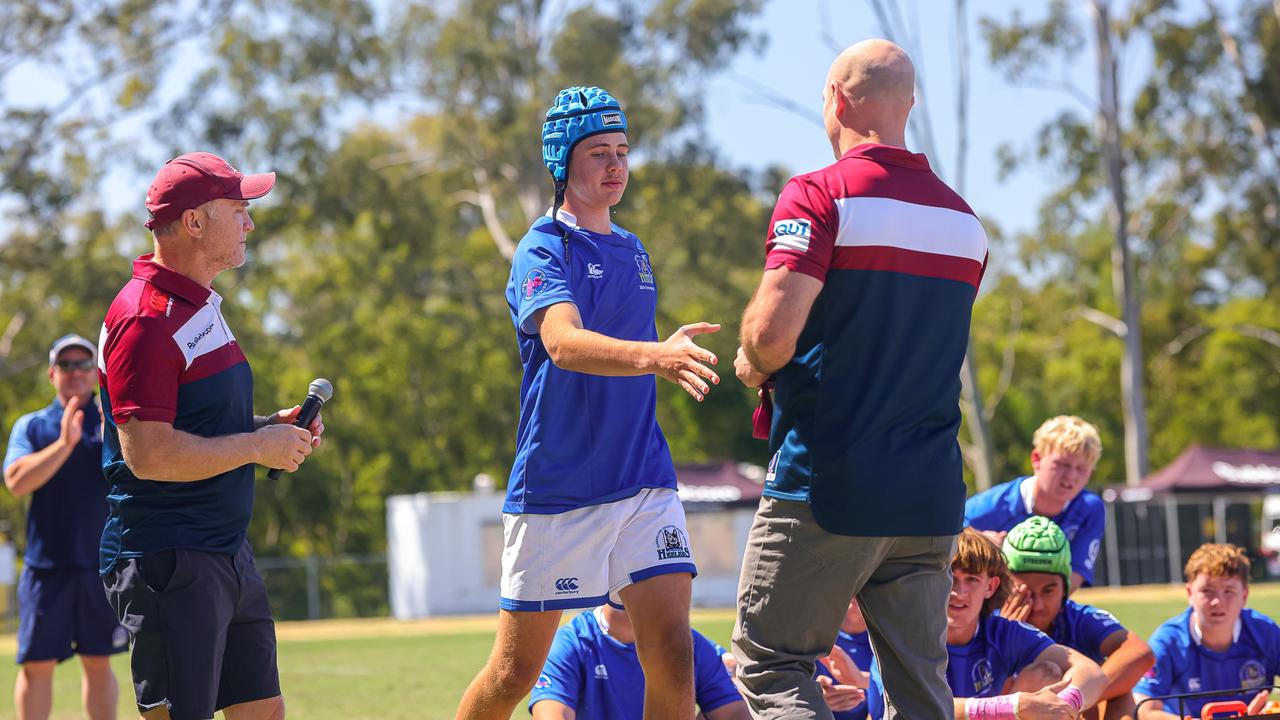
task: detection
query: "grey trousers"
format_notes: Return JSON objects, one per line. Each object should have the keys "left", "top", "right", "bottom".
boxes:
{"left": 732, "top": 497, "right": 957, "bottom": 720}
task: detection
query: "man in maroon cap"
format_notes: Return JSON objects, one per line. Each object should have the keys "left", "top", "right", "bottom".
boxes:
{"left": 97, "top": 152, "right": 324, "bottom": 720}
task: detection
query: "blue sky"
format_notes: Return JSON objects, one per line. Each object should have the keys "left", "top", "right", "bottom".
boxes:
{"left": 3, "top": 0, "right": 1131, "bottom": 239}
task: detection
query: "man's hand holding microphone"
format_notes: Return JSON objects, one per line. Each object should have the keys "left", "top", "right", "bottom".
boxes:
{"left": 257, "top": 378, "right": 332, "bottom": 476}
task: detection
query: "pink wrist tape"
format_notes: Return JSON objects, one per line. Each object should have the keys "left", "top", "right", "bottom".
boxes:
{"left": 965, "top": 695, "right": 1018, "bottom": 720}
{"left": 1057, "top": 685, "right": 1085, "bottom": 712}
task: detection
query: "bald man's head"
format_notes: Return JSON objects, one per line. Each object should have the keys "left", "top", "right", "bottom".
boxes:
{"left": 822, "top": 39, "right": 915, "bottom": 155}
{"left": 828, "top": 39, "right": 915, "bottom": 106}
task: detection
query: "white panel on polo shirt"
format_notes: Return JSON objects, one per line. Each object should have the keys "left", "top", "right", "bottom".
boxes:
{"left": 833, "top": 196, "right": 988, "bottom": 263}
{"left": 172, "top": 292, "right": 236, "bottom": 369}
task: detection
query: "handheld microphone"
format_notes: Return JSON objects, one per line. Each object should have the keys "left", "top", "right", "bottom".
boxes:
{"left": 267, "top": 378, "right": 333, "bottom": 480}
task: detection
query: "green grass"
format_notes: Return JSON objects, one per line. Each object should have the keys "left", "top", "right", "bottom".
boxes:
{"left": 2, "top": 585, "right": 1279, "bottom": 719}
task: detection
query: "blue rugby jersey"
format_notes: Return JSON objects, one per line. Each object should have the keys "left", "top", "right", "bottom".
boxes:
{"left": 964, "top": 477, "right": 1106, "bottom": 585}
{"left": 503, "top": 211, "right": 676, "bottom": 514}
{"left": 866, "top": 614, "right": 1053, "bottom": 720}
{"left": 529, "top": 609, "right": 742, "bottom": 719}
{"left": 1046, "top": 600, "right": 1125, "bottom": 664}
{"left": 98, "top": 255, "right": 256, "bottom": 574}
{"left": 1134, "top": 608, "right": 1280, "bottom": 716}
{"left": 3, "top": 398, "right": 107, "bottom": 569}
{"left": 816, "top": 629, "right": 873, "bottom": 720}
{"left": 760, "top": 143, "right": 988, "bottom": 536}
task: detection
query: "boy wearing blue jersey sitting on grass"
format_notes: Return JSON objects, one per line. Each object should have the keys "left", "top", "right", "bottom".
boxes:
{"left": 966, "top": 416, "right": 1106, "bottom": 592}
{"left": 1134, "top": 544, "right": 1280, "bottom": 720}
{"left": 530, "top": 604, "right": 749, "bottom": 720}
{"left": 866, "top": 528, "right": 1107, "bottom": 720}
{"left": 1001, "top": 517, "right": 1154, "bottom": 720}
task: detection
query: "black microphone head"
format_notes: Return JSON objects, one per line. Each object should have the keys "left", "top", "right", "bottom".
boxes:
{"left": 308, "top": 378, "right": 334, "bottom": 403}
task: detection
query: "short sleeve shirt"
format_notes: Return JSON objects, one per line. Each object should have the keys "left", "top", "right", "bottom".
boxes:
{"left": 503, "top": 212, "right": 676, "bottom": 514}
{"left": 964, "top": 477, "right": 1106, "bottom": 584}
{"left": 3, "top": 398, "right": 107, "bottom": 569}
{"left": 1134, "top": 608, "right": 1280, "bottom": 716}
{"left": 529, "top": 610, "right": 742, "bottom": 719}
{"left": 1047, "top": 600, "right": 1125, "bottom": 664}
{"left": 760, "top": 143, "right": 989, "bottom": 537}
{"left": 867, "top": 615, "right": 1053, "bottom": 720}
{"left": 97, "top": 254, "right": 256, "bottom": 574}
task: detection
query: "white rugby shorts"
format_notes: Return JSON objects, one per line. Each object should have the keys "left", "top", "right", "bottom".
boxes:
{"left": 499, "top": 487, "right": 697, "bottom": 611}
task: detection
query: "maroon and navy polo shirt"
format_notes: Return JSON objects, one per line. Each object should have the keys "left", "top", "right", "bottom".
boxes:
{"left": 761, "top": 143, "right": 988, "bottom": 537}
{"left": 97, "top": 254, "right": 255, "bottom": 574}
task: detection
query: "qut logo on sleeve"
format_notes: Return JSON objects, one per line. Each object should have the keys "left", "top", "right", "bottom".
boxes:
{"left": 772, "top": 218, "right": 812, "bottom": 252}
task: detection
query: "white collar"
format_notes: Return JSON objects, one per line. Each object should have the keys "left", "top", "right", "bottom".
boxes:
{"left": 1020, "top": 476, "right": 1072, "bottom": 515}
{"left": 545, "top": 207, "right": 580, "bottom": 228}
{"left": 1190, "top": 614, "right": 1241, "bottom": 646}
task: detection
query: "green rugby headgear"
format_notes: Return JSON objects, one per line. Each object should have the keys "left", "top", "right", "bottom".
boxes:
{"left": 1002, "top": 516, "right": 1072, "bottom": 590}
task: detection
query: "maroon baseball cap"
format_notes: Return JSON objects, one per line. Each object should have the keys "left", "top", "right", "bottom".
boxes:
{"left": 143, "top": 151, "right": 276, "bottom": 230}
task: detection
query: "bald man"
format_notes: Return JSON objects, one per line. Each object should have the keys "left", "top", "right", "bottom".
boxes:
{"left": 732, "top": 40, "right": 989, "bottom": 720}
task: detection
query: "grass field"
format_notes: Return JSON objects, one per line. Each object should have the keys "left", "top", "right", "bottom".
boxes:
{"left": 1, "top": 584, "right": 1278, "bottom": 719}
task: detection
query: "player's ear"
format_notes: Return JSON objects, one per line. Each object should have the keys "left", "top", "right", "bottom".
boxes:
{"left": 984, "top": 575, "right": 1000, "bottom": 599}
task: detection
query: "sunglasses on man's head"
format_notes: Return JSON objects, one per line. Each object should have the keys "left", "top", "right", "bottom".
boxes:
{"left": 54, "top": 359, "right": 95, "bottom": 372}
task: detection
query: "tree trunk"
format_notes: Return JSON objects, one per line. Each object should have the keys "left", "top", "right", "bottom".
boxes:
{"left": 1089, "top": 0, "right": 1149, "bottom": 485}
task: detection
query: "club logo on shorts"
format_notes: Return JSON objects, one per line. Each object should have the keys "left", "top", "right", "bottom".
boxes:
{"left": 554, "top": 577, "right": 580, "bottom": 594}
{"left": 971, "top": 659, "right": 995, "bottom": 695}
{"left": 1188, "top": 677, "right": 1202, "bottom": 691}
{"left": 656, "top": 525, "right": 690, "bottom": 560}
{"left": 113, "top": 626, "right": 130, "bottom": 649}
{"left": 1240, "top": 660, "right": 1267, "bottom": 689}
{"left": 523, "top": 268, "right": 550, "bottom": 300}
{"left": 635, "top": 254, "right": 654, "bottom": 287}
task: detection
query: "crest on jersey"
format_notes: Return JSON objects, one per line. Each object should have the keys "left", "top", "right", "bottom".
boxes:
{"left": 523, "top": 268, "right": 550, "bottom": 300}
{"left": 971, "top": 659, "right": 995, "bottom": 695}
{"left": 1240, "top": 660, "right": 1267, "bottom": 689}
{"left": 635, "top": 254, "right": 654, "bottom": 286}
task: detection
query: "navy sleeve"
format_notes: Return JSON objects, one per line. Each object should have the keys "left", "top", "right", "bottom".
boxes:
{"left": 511, "top": 230, "right": 577, "bottom": 335}
{"left": 529, "top": 625, "right": 584, "bottom": 712}
{"left": 1070, "top": 497, "right": 1106, "bottom": 585}
{"left": 3, "top": 413, "right": 37, "bottom": 472}
{"left": 692, "top": 630, "right": 742, "bottom": 713}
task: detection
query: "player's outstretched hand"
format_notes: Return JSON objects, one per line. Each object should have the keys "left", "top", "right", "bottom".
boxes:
{"left": 59, "top": 394, "right": 85, "bottom": 447}
{"left": 656, "top": 322, "right": 720, "bottom": 401}
{"left": 1016, "top": 679, "right": 1079, "bottom": 720}
{"left": 254, "top": 423, "right": 314, "bottom": 472}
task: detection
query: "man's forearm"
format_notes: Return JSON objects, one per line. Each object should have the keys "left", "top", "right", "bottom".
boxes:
{"left": 120, "top": 422, "right": 260, "bottom": 482}
{"left": 544, "top": 326, "right": 659, "bottom": 377}
{"left": 3, "top": 441, "right": 73, "bottom": 496}
{"left": 1134, "top": 697, "right": 1180, "bottom": 720}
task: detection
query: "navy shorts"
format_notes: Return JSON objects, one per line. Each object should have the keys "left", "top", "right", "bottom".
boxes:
{"left": 17, "top": 567, "right": 129, "bottom": 664}
{"left": 104, "top": 540, "right": 280, "bottom": 720}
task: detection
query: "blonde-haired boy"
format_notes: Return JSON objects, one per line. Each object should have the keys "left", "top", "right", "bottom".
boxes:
{"left": 1134, "top": 544, "right": 1280, "bottom": 720}
{"left": 965, "top": 416, "right": 1105, "bottom": 592}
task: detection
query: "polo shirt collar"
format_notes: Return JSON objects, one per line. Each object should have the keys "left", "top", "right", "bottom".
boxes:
{"left": 544, "top": 207, "right": 581, "bottom": 228}
{"left": 1020, "top": 476, "right": 1073, "bottom": 516}
{"left": 1190, "top": 614, "right": 1241, "bottom": 646}
{"left": 132, "top": 253, "right": 214, "bottom": 307}
{"left": 840, "top": 142, "right": 931, "bottom": 170}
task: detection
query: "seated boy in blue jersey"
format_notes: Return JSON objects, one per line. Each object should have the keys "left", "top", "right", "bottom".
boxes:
{"left": 815, "top": 598, "right": 872, "bottom": 720}
{"left": 4, "top": 334, "right": 127, "bottom": 720}
{"left": 456, "top": 86, "right": 721, "bottom": 720}
{"left": 1000, "top": 517, "right": 1154, "bottom": 720}
{"left": 1134, "top": 543, "right": 1280, "bottom": 720}
{"left": 866, "top": 529, "right": 1107, "bottom": 720}
{"left": 530, "top": 604, "right": 749, "bottom": 720}
{"left": 965, "top": 416, "right": 1106, "bottom": 592}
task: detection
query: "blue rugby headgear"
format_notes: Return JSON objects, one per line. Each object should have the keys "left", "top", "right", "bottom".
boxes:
{"left": 541, "top": 86, "right": 628, "bottom": 182}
